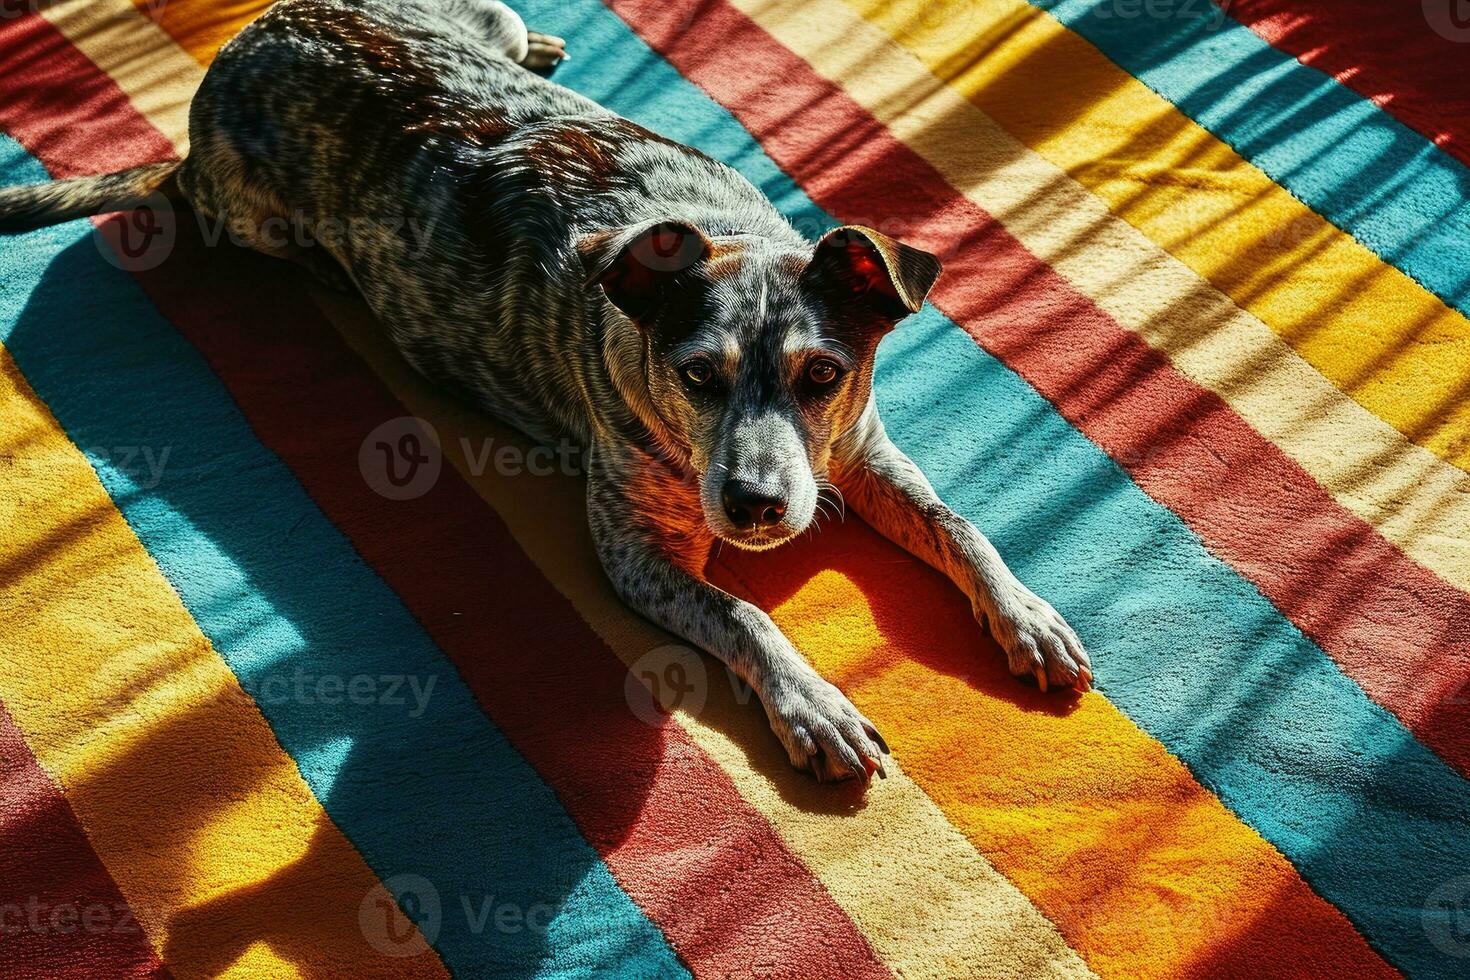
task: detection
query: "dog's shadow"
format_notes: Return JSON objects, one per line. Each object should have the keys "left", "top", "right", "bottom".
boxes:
{"left": 208, "top": 218, "right": 1085, "bottom": 821}
{"left": 302, "top": 243, "right": 1083, "bottom": 818}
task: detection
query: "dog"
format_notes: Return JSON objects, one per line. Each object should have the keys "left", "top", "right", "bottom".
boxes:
{"left": 0, "top": 0, "right": 1090, "bottom": 783}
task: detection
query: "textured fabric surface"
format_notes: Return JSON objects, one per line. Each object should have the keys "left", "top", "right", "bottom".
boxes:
{"left": 1, "top": 1, "right": 1466, "bottom": 977}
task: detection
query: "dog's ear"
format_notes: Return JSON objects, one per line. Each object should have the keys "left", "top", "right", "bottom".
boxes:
{"left": 577, "top": 219, "right": 712, "bottom": 320}
{"left": 802, "top": 225, "right": 941, "bottom": 320}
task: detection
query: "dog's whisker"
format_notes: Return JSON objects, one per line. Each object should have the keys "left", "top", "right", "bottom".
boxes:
{"left": 814, "top": 482, "right": 846, "bottom": 525}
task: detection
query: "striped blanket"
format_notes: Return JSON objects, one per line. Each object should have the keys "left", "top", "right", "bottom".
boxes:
{"left": 2, "top": 1, "right": 1468, "bottom": 977}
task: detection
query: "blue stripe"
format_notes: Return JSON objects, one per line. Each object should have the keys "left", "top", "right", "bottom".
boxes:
{"left": 1027, "top": 0, "right": 1470, "bottom": 316}
{"left": 0, "top": 137, "right": 686, "bottom": 980}
{"left": 521, "top": 0, "right": 1470, "bottom": 972}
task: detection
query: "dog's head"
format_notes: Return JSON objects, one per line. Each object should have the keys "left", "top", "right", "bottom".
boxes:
{"left": 581, "top": 219, "right": 940, "bottom": 550}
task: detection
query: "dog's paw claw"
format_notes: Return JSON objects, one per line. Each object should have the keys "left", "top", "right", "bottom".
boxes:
{"left": 986, "top": 584, "right": 1091, "bottom": 694}
{"left": 766, "top": 673, "right": 885, "bottom": 784}
{"left": 863, "top": 721, "right": 890, "bottom": 756}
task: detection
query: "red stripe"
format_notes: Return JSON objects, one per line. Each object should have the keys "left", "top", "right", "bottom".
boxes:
{"left": 0, "top": 10, "right": 176, "bottom": 174}
{"left": 1220, "top": 0, "right": 1470, "bottom": 170}
{"left": 0, "top": 701, "right": 170, "bottom": 979}
{"left": 0, "top": 17, "right": 174, "bottom": 977}
{"left": 0, "top": 13, "right": 890, "bottom": 978}
{"left": 601, "top": 0, "right": 1470, "bottom": 773}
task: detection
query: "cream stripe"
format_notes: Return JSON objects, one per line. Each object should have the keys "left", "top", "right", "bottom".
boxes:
{"left": 41, "top": 0, "right": 193, "bottom": 158}
{"left": 733, "top": 0, "right": 1470, "bottom": 592}
{"left": 54, "top": 4, "right": 1095, "bottom": 975}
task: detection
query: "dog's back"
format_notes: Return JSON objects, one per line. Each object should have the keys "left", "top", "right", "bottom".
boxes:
{"left": 192, "top": 0, "right": 802, "bottom": 442}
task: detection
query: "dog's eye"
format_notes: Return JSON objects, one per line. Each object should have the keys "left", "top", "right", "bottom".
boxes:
{"left": 682, "top": 359, "right": 714, "bottom": 389}
{"left": 807, "top": 358, "right": 842, "bottom": 386}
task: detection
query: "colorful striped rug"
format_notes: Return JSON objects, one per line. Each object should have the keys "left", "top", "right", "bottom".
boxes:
{"left": 2, "top": 1, "right": 1468, "bottom": 976}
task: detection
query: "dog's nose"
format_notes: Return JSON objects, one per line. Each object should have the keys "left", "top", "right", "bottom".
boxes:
{"left": 721, "top": 481, "right": 787, "bottom": 530}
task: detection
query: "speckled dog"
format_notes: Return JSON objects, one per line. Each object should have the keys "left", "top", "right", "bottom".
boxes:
{"left": 0, "top": 0, "right": 1090, "bottom": 782}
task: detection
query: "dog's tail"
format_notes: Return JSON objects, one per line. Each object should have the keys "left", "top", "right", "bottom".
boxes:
{"left": 0, "top": 161, "right": 182, "bottom": 233}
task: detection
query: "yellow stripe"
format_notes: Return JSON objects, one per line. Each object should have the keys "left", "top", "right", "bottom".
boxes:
{"left": 836, "top": 0, "right": 1470, "bottom": 476}
{"left": 731, "top": 0, "right": 1470, "bottom": 592}
{"left": 313, "top": 287, "right": 1097, "bottom": 980}
{"left": 0, "top": 349, "right": 447, "bottom": 978}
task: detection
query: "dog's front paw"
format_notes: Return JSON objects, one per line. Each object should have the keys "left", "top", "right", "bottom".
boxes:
{"left": 763, "top": 670, "right": 888, "bottom": 783}
{"left": 985, "top": 584, "right": 1092, "bottom": 693}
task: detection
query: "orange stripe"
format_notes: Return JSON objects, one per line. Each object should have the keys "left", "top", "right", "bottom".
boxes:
{"left": 711, "top": 524, "right": 1394, "bottom": 978}
{"left": 128, "top": 0, "right": 265, "bottom": 65}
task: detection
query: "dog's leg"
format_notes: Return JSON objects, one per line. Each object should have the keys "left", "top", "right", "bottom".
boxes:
{"left": 834, "top": 408, "right": 1091, "bottom": 693}
{"left": 174, "top": 154, "right": 352, "bottom": 292}
{"left": 587, "top": 447, "right": 887, "bottom": 783}
{"left": 444, "top": 0, "right": 567, "bottom": 69}
{"left": 216, "top": 210, "right": 354, "bottom": 292}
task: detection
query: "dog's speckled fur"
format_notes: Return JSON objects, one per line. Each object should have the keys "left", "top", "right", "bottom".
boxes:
{"left": 0, "top": 0, "right": 1089, "bottom": 783}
